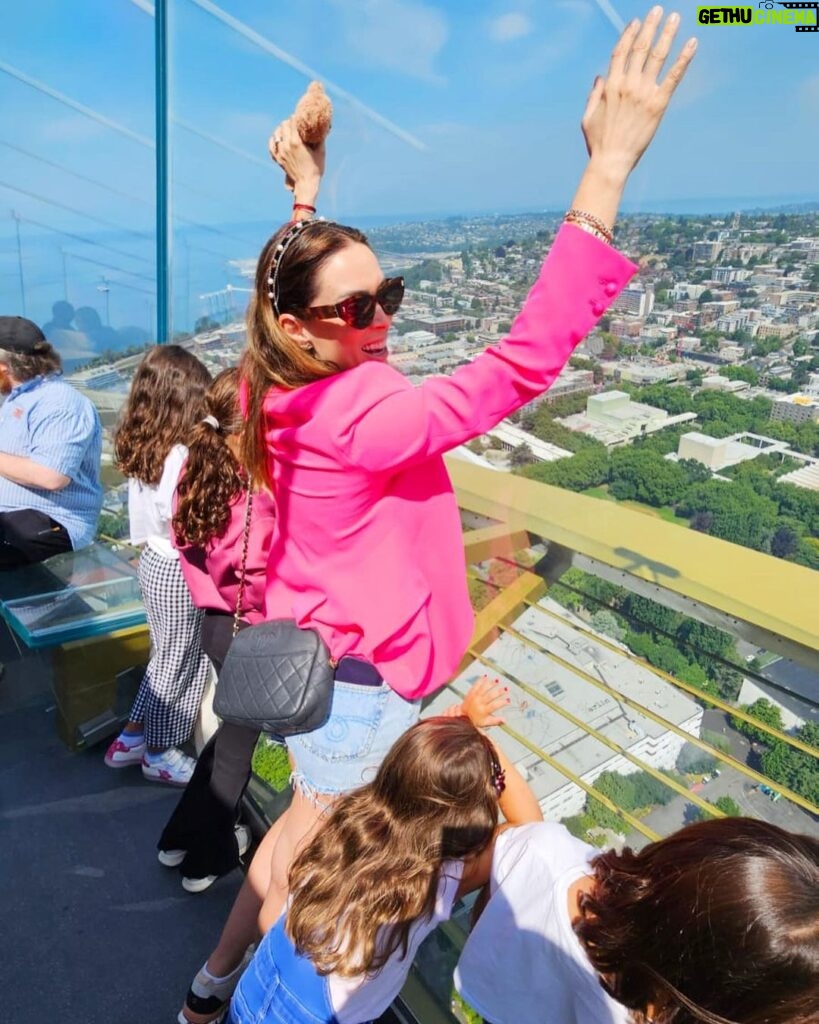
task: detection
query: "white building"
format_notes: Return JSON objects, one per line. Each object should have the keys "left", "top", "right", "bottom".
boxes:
{"left": 611, "top": 285, "right": 654, "bottom": 318}
{"left": 485, "top": 422, "right": 572, "bottom": 464}
{"left": 558, "top": 391, "right": 696, "bottom": 447}
{"left": 674, "top": 431, "right": 790, "bottom": 472}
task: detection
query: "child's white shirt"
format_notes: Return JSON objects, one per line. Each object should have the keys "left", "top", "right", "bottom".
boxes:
{"left": 326, "top": 860, "right": 464, "bottom": 1024}
{"left": 127, "top": 444, "right": 187, "bottom": 559}
{"left": 454, "top": 822, "right": 630, "bottom": 1024}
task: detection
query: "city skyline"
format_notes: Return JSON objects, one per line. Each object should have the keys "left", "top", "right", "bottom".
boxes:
{"left": 2, "top": 0, "right": 819, "bottom": 334}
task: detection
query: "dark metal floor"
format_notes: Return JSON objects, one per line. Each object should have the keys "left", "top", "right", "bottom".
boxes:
{"left": 0, "top": 647, "right": 243, "bottom": 1023}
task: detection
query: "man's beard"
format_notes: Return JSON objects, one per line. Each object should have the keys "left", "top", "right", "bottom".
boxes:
{"left": 0, "top": 369, "right": 13, "bottom": 395}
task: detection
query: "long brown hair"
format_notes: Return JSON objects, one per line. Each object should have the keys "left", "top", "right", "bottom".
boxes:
{"left": 241, "top": 220, "right": 370, "bottom": 489}
{"left": 173, "top": 367, "right": 245, "bottom": 547}
{"left": 576, "top": 817, "right": 819, "bottom": 1024}
{"left": 114, "top": 345, "right": 211, "bottom": 485}
{"left": 0, "top": 340, "right": 62, "bottom": 381}
{"left": 286, "top": 716, "right": 500, "bottom": 978}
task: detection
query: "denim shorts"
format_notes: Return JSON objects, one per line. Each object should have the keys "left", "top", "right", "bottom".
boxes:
{"left": 284, "top": 671, "right": 420, "bottom": 801}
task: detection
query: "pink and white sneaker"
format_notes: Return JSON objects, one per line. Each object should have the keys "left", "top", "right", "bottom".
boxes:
{"left": 142, "top": 747, "right": 196, "bottom": 787}
{"left": 104, "top": 735, "right": 146, "bottom": 768}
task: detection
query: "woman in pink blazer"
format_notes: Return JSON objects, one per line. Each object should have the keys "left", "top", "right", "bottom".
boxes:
{"left": 179, "top": 12, "right": 697, "bottom": 1022}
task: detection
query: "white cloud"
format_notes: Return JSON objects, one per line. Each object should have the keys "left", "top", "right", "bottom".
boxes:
{"left": 329, "top": 0, "right": 449, "bottom": 84}
{"left": 489, "top": 12, "right": 534, "bottom": 42}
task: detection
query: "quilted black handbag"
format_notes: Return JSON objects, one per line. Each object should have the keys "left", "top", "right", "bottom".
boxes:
{"left": 213, "top": 489, "right": 335, "bottom": 736}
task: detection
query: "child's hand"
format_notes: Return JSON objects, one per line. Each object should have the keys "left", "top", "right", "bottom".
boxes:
{"left": 461, "top": 676, "right": 509, "bottom": 728}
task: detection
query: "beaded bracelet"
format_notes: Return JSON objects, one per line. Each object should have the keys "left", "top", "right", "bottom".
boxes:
{"left": 564, "top": 218, "right": 612, "bottom": 245}
{"left": 564, "top": 208, "right": 613, "bottom": 245}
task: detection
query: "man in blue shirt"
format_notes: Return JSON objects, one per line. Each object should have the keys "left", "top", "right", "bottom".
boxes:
{"left": 0, "top": 316, "right": 103, "bottom": 569}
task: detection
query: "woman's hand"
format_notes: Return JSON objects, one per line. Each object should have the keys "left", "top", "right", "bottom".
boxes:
{"left": 460, "top": 676, "right": 510, "bottom": 729}
{"left": 268, "top": 116, "right": 325, "bottom": 208}
{"left": 582, "top": 7, "right": 697, "bottom": 184}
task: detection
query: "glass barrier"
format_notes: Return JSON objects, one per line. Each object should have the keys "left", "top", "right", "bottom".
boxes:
{"left": 0, "top": 543, "right": 144, "bottom": 647}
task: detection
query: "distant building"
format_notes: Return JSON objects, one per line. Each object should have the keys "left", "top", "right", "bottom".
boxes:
{"left": 540, "top": 367, "right": 595, "bottom": 403}
{"left": 485, "top": 422, "right": 572, "bottom": 464}
{"left": 611, "top": 285, "right": 654, "bottom": 318}
{"left": 674, "top": 431, "right": 790, "bottom": 472}
{"left": 65, "top": 367, "right": 124, "bottom": 391}
{"left": 693, "top": 240, "right": 722, "bottom": 262}
{"left": 778, "top": 460, "right": 819, "bottom": 492}
{"left": 699, "top": 374, "right": 749, "bottom": 393}
{"left": 770, "top": 394, "right": 819, "bottom": 425}
{"left": 401, "top": 314, "right": 466, "bottom": 336}
{"left": 558, "top": 391, "right": 696, "bottom": 447}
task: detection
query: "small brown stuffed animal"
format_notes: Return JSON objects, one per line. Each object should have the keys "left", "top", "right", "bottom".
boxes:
{"left": 283, "top": 81, "right": 332, "bottom": 189}
{"left": 294, "top": 81, "right": 333, "bottom": 146}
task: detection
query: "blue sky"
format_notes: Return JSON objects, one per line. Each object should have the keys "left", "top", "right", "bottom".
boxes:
{"left": 1, "top": 0, "right": 818, "bottom": 335}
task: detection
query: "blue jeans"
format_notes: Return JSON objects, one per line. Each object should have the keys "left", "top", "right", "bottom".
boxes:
{"left": 229, "top": 918, "right": 343, "bottom": 1024}
{"left": 284, "top": 671, "right": 420, "bottom": 801}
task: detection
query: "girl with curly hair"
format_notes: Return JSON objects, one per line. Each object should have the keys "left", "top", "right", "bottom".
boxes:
{"left": 227, "top": 678, "right": 542, "bottom": 1024}
{"left": 157, "top": 368, "right": 277, "bottom": 892}
{"left": 104, "top": 345, "right": 212, "bottom": 786}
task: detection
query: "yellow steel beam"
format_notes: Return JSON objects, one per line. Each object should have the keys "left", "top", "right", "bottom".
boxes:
{"left": 499, "top": 620, "right": 819, "bottom": 816}
{"left": 462, "top": 524, "right": 530, "bottom": 565}
{"left": 468, "top": 649, "right": 724, "bottom": 819}
{"left": 524, "top": 597, "right": 819, "bottom": 759}
{"left": 461, "top": 570, "right": 546, "bottom": 673}
{"left": 484, "top": 707, "right": 661, "bottom": 842}
{"left": 449, "top": 458, "right": 819, "bottom": 657}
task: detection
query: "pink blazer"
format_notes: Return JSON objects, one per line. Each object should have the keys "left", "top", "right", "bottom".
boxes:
{"left": 256, "top": 224, "right": 637, "bottom": 698}
{"left": 175, "top": 487, "right": 276, "bottom": 626}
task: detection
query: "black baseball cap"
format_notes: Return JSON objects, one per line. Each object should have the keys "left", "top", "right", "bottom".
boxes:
{"left": 0, "top": 316, "right": 47, "bottom": 354}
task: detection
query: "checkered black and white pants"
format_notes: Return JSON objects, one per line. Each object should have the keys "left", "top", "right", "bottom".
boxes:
{"left": 129, "top": 545, "right": 210, "bottom": 749}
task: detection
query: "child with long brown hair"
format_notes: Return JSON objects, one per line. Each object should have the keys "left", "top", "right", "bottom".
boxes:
{"left": 157, "top": 368, "right": 276, "bottom": 891}
{"left": 104, "top": 345, "right": 212, "bottom": 786}
{"left": 226, "top": 677, "right": 542, "bottom": 1024}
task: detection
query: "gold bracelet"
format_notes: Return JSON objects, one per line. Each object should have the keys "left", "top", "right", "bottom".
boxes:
{"left": 564, "top": 217, "right": 612, "bottom": 246}
{"left": 565, "top": 208, "right": 614, "bottom": 244}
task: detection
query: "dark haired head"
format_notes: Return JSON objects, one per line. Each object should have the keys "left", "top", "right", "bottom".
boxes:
{"left": 576, "top": 817, "right": 819, "bottom": 1024}
{"left": 241, "top": 219, "right": 370, "bottom": 489}
{"left": 114, "top": 345, "right": 211, "bottom": 486}
{"left": 173, "top": 367, "right": 245, "bottom": 547}
{"left": 0, "top": 316, "right": 61, "bottom": 380}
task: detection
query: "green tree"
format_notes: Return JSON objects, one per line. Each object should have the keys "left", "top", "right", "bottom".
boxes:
{"left": 509, "top": 443, "right": 536, "bottom": 467}
{"left": 590, "top": 609, "right": 625, "bottom": 642}
{"left": 712, "top": 795, "right": 742, "bottom": 817}
{"left": 609, "top": 447, "right": 688, "bottom": 507}
{"left": 521, "top": 447, "right": 609, "bottom": 491}
{"left": 731, "top": 698, "right": 784, "bottom": 743}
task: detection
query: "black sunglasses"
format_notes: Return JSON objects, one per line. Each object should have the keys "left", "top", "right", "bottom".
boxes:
{"left": 302, "top": 276, "right": 405, "bottom": 330}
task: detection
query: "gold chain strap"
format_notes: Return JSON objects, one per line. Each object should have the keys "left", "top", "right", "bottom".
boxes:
{"left": 232, "top": 487, "right": 253, "bottom": 638}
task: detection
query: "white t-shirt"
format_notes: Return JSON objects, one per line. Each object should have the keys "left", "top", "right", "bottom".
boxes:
{"left": 327, "top": 860, "right": 464, "bottom": 1024}
{"left": 454, "top": 823, "right": 630, "bottom": 1024}
{"left": 127, "top": 444, "right": 187, "bottom": 559}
